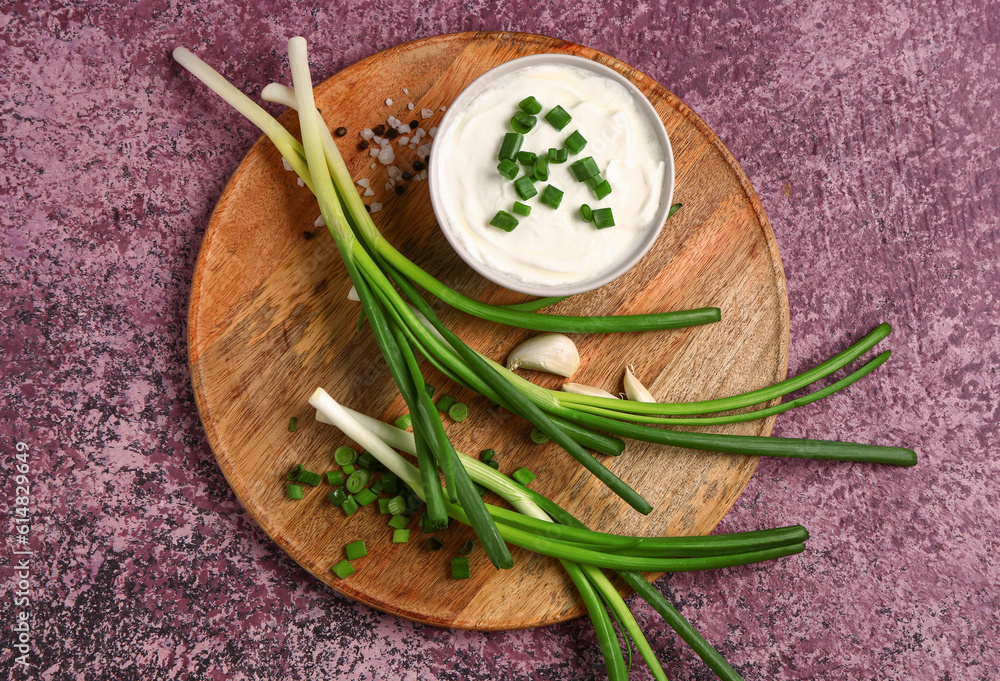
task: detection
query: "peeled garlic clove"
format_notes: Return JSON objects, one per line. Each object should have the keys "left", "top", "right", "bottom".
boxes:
{"left": 506, "top": 333, "right": 580, "bottom": 377}
{"left": 561, "top": 383, "right": 619, "bottom": 398}
{"left": 624, "top": 364, "right": 656, "bottom": 402}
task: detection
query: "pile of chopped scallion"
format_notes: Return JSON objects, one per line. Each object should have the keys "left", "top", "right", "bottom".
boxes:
{"left": 174, "top": 38, "right": 916, "bottom": 681}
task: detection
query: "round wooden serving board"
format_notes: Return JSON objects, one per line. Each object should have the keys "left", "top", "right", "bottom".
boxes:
{"left": 188, "top": 32, "right": 789, "bottom": 631}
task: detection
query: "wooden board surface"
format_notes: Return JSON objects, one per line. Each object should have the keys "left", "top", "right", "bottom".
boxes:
{"left": 187, "top": 31, "right": 789, "bottom": 631}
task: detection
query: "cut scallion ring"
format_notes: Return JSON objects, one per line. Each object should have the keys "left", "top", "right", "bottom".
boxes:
{"left": 346, "top": 469, "right": 372, "bottom": 493}
{"left": 512, "top": 201, "right": 531, "bottom": 216}
{"left": 510, "top": 111, "right": 536, "bottom": 133}
{"left": 497, "top": 158, "right": 519, "bottom": 180}
{"left": 518, "top": 96, "right": 542, "bottom": 115}
{"left": 513, "top": 175, "right": 537, "bottom": 200}
{"left": 580, "top": 204, "right": 593, "bottom": 222}
{"left": 533, "top": 155, "right": 549, "bottom": 182}
{"left": 498, "top": 132, "right": 524, "bottom": 161}
{"left": 544, "top": 105, "right": 572, "bottom": 130}
{"left": 448, "top": 402, "right": 469, "bottom": 422}
{"left": 563, "top": 130, "right": 587, "bottom": 154}
{"left": 490, "top": 210, "right": 519, "bottom": 232}
{"left": 451, "top": 556, "right": 471, "bottom": 579}
{"left": 570, "top": 156, "right": 600, "bottom": 181}
{"left": 539, "top": 185, "right": 564, "bottom": 209}
{"left": 286, "top": 483, "right": 304, "bottom": 499}
{"left": 592, "top": 207, "right": 615, "bottom": 229}
{"left": 334, "top": 445, "right": 358, "bottom": 466}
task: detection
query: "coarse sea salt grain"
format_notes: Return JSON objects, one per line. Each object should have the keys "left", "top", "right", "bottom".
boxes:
{"left": 403, "top": 88, "right": 409, "bottom": 94}
{"left": 385, "top": 98, "right": 392, "bottom": 106}
{"left": 440, "top": 105, "right": 447, "bottom": 111}
{"left": 399, "top": 136, "right": 409, "bottom": 146}
{"left": 370, "top": 202, "right": 383, "bottom": 213}
{"left": 361, "top": 129, "right": 374, "bottom": 140}
{"left": 297, "top": 177, "right": 305, "bottom": 186}
{"left": 369, "top": 148, "right": 379, "bottom": 157}
{"left": 378, "top": 146, "right": 395, "bottom": 164}
{"left": 421, "top": 108, "right": 433, "bottom": 119}
{"left": 387, "top": 116, "right": 400, "bottom": 127}
{"left": 417, "top": 143, "right": 432, "bottom": 157}
{"left": 387, "top": 166, "right": 399, "bottom": 178}
{"left": 357, "top": 178, "right": 370, "bottom": 188}
{"left": 364, "top": 188, "right": 374, "bottom": 196}
{"left": 429, "top": 127, "right": 437, "bottom": 137}
{"left": 282, "top": 157, "right": 293, "bottom": 171}
{"left": 407, "top": 103, "right": 414, "bottom": 111}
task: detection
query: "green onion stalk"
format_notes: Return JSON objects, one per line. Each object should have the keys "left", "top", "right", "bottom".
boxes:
{"left": 173, "top": 38, "right": 915, "bottom": 559}
{"left": 311, "top": 388, "right": 807, "bottom": 681}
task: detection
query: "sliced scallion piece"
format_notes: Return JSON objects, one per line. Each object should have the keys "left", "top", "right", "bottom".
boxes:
{"left": 448, "top": 402, "right": 469, "bottom": 422}
{"left": 346, "top": 469, "right": 372, "bottom": 493}
{"left": 460, "top": 539, "right": 475, "bottom": 556}
{"left": 288, "top": 416, "right": 297, "bottom": 432}
{"left": 328, "top": 487, "right": 349, "bottom": 506}
{"left": 286, "top": 464, "right": 304, "bottom": 482}
{"left": 480, "top": 448, "right": 496, "bottom": 462}
{"left": 392, "top": 529, "right": 411, "bottom": 543}
{"left": 436, "top": 394, "right": 457, "bottom": 413}
{"left": 513, "top": 175, "right": 537, "bottom": 200}
{"left": 426, "top": 537, "right": 445, "bottom": 551}
{"left": 518, "top": 96, "right": 542, "bottom": 115}
{"left": 387, "top": 495, "right": 406, "bottom": 516}
{"left": 394, "top": 413, "right": 413, "bottom": 430}
{"left": 331, "top": 559, "right": 355, "bottom": 578}
{"left": 570, "top": 156, "right": 600, "bottom": 181}
{"left": 378, "top": 497, "right": 391, "bottom": 514}
{"left": 498, "top": 132, "right": 524, "bottom": 161}
{"left": 530, "top": 427, "right": 550, "bottom": 444}
{"left": 388, "top": 514, "right": 409, "bottom": 530}
{"left": 580, "top": 204, "right": 593, "bottom": 222}
{"left": 510, "top": 111, "right": 536, "bottom": 133}
{"left": 497, "top": 158, "right": 519, "bottom": 180}
{"left": 592, "top": 179, "right": 612, "bottom": 200}
{"left": 345, "top": 540, "right": 368, "bottom": 560}
{"left": 451, "top": 556, "right": 471, "bottom": 579}
{"left": 326, "top": 470, "right": 344, "bottom": 486}
{"left": 548, "top": 147, "right": 568, "bottom": 163}
{"left": 354, "top": 488, "right": 378, "bottom": 506}
{"left": 517, "top": 150, "right": 537, "bottom": 165}
{"left": 533, "top": 155, "right": 549, "bottom": 182}
{"left": 539, "top": 185, "right": 564, "bottom": 209}
{"left": 544, "top": 105, "right": 572, "bottom": 130}
{"left": 286, "top": 483, "right": 304, "bottom": 499}
{"left": 563, "top": 130, "right": 587, "bottom": 154}
{"left": 341, "top": 496, "right": 359, "bottom": 516}
{"left": 382, "top": 472, "right": 399, "bottom": 495}
{"left": 334, "top": 445, "right": 358, "bottom": 466}
{"left": 512, "top": 201, "right": 531, "bottom": 216}
{"left": 512, "top": 467, "right": 537, "bottom": 485}
{"left": 341, "top": 463, "right": 356, "bottom": 475}
{"left": 358, "top": 451, "right": 376, "bottom": 469}
{"left": 592, "top": 207, "right": 615, "bottom": 229}
{"left": 490, "top": 210, "right": 519, "bottom": 232}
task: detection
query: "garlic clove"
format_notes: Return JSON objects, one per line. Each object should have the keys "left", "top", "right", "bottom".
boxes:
{"left": 506, "top": 333, "right": 580, "bottom": 377}
{"left": 561, "top": 383, "right": 619, "bottom": 398}
{"left": 624, "top": 364, "right": 656, "bottom": 402}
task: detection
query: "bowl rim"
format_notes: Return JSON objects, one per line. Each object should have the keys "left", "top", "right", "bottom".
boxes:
{"left": 428, "top": 52, "right": 675, "bottom": 298}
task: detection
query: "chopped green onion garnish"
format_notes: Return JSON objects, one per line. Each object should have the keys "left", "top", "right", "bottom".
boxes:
{"left": 426, "top": 537, "right": 445, "bottom": 551}
{"left": 448, "top": 402, "right": 469, "bottom": 422}
{"left": 354, "top": 488, "right": 378, "bottom": 506}
{"left": 334, "top": 446, "right": 358, "bottom": 466}
{"left": 548, "top": 147, "right": 568, "bottom": 163}
{"left": 451, "top": 556, "right": 471, "bottom": 579}
{"left": 580, "top": 204, "right": 593, "bottom": 222}
{"left": 519, "top": 96, "right": 542, "bottom": 115}
{"left": 388, "top": 514, "right": 409, "bottom": 530}
{"left": 539, "top": 185, "right": 564, "bottom": 209}
{"left": 341, "top": 496, "right": 359, "bottom": 516}
{"left": 345, "top": 540, "right": 368, "bottom": 560}
{"left": 392, "top": 529, "right": 410, "bottom": 543}
{"left": 286, "top": 483, "right": 304, "bottom": 500}
{"left": 436, "top": 394, "right": 457, "bottom": 413}
{"left": 288, "top": 416, "right": 297, "bottom": 432}
{"left": 570, "top": 156, "right": 600, "bottom": 181}
{"left": 486, "top": 459, "right": 500, "bottom": 470}
{"left": 513, "top": 175, "right": 537, "bottom": 200}
{"left": 512, "top": 201, "right": 531, "bottom": 216}
{"left": 497, "top": 158, "right": 519, "bottom": 180}
{"left": 512, "top": 467, "right": 537, "bottom": 485}
{"left": 516, "top": 150, "right": 537, "bottom": 165}
{"left": 346, "top": 469, "right": 372, "bottom": 493}
{"left": 490, "top": 210, "right": 519, "bottom": 232}
{"left": 585, "top": 174, "right": 604, "bottom": 190}
{"left": 510, "top": 111, "right": 536, "bottom": 133}
{"left": 370, "top": 478, "right": 384, "bottom": 494}
{"left": 530, "top": 427, "right": 550, "bottom": 444}
{"left": 592, "top": 179, "right": 612, "bottom": 200}
{"left": 378, "top": 497, "right": 391, "bottom": 514}
{"left": 459, "top": 539, "right": 475, "bottom": 556}
{"left": 331, "top": 559, "right": 355, "bottom": 579}
{"left": 394, "top": 413, "right": 413, "bottom": 430}
{"left": 387, "top": 495, "right": 407, "bottom": 516}
{"left": 544, "top": 105, "right": 572, "bottom": 130}
{"left": 328, "top": 487, "right": 349, "bottom": 506}
{"left": 480, "top": 448, "right": 496, "bottom": 462}
{"left": 382, "top": 472, "right": 399, "bottom": 495}
{"left": 326, "top": 470, "right": 344, "bottom": 486}
{"left": 498, "top": 132, "right": 524, "bottom": 161}
{"left": 286, "top": 464, "right": 304, "bottom": 482}
{"left": 294, "top": 468, "right": 322, "bottom": 487}
{"left": 358, "top": 451, "right": 376, "bottom": 469}
{"left": 668, "top": 202, "right": 682, "bottom": 218}
{"left": 424, "top": 383, "right": 436, "bottom": 397}
{"left": 341, "top": 463, "right": 356, "bottom": 476}
{"left": 533, "top": 155, "right": 549, "bottom": 182}
{"left": 592, "top": 207, "right": 616, "bottom": 229}
{"left": 563, "top": 130, "right": 587, "bottom": 154}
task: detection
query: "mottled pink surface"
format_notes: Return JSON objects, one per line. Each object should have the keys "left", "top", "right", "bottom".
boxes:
{"left": 1, "top": 1, "right": 998, "bottom": 679}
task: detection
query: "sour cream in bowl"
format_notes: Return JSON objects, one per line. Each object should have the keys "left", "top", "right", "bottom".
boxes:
{"left": 429, "top": 53, "right": 674, "bottom": 297}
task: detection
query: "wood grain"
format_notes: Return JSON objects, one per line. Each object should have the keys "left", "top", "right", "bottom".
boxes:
{"left": 188, "top": 32, "right": 789, "bottom": 631}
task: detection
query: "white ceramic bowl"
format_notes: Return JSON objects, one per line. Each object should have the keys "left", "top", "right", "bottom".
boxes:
{"left": 428, "top": 53, "right": 674, "bottom": 297}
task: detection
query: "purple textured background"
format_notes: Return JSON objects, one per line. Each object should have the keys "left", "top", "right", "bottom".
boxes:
{"left": 2, "top": 1, "right": 998, "bottom": 679}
